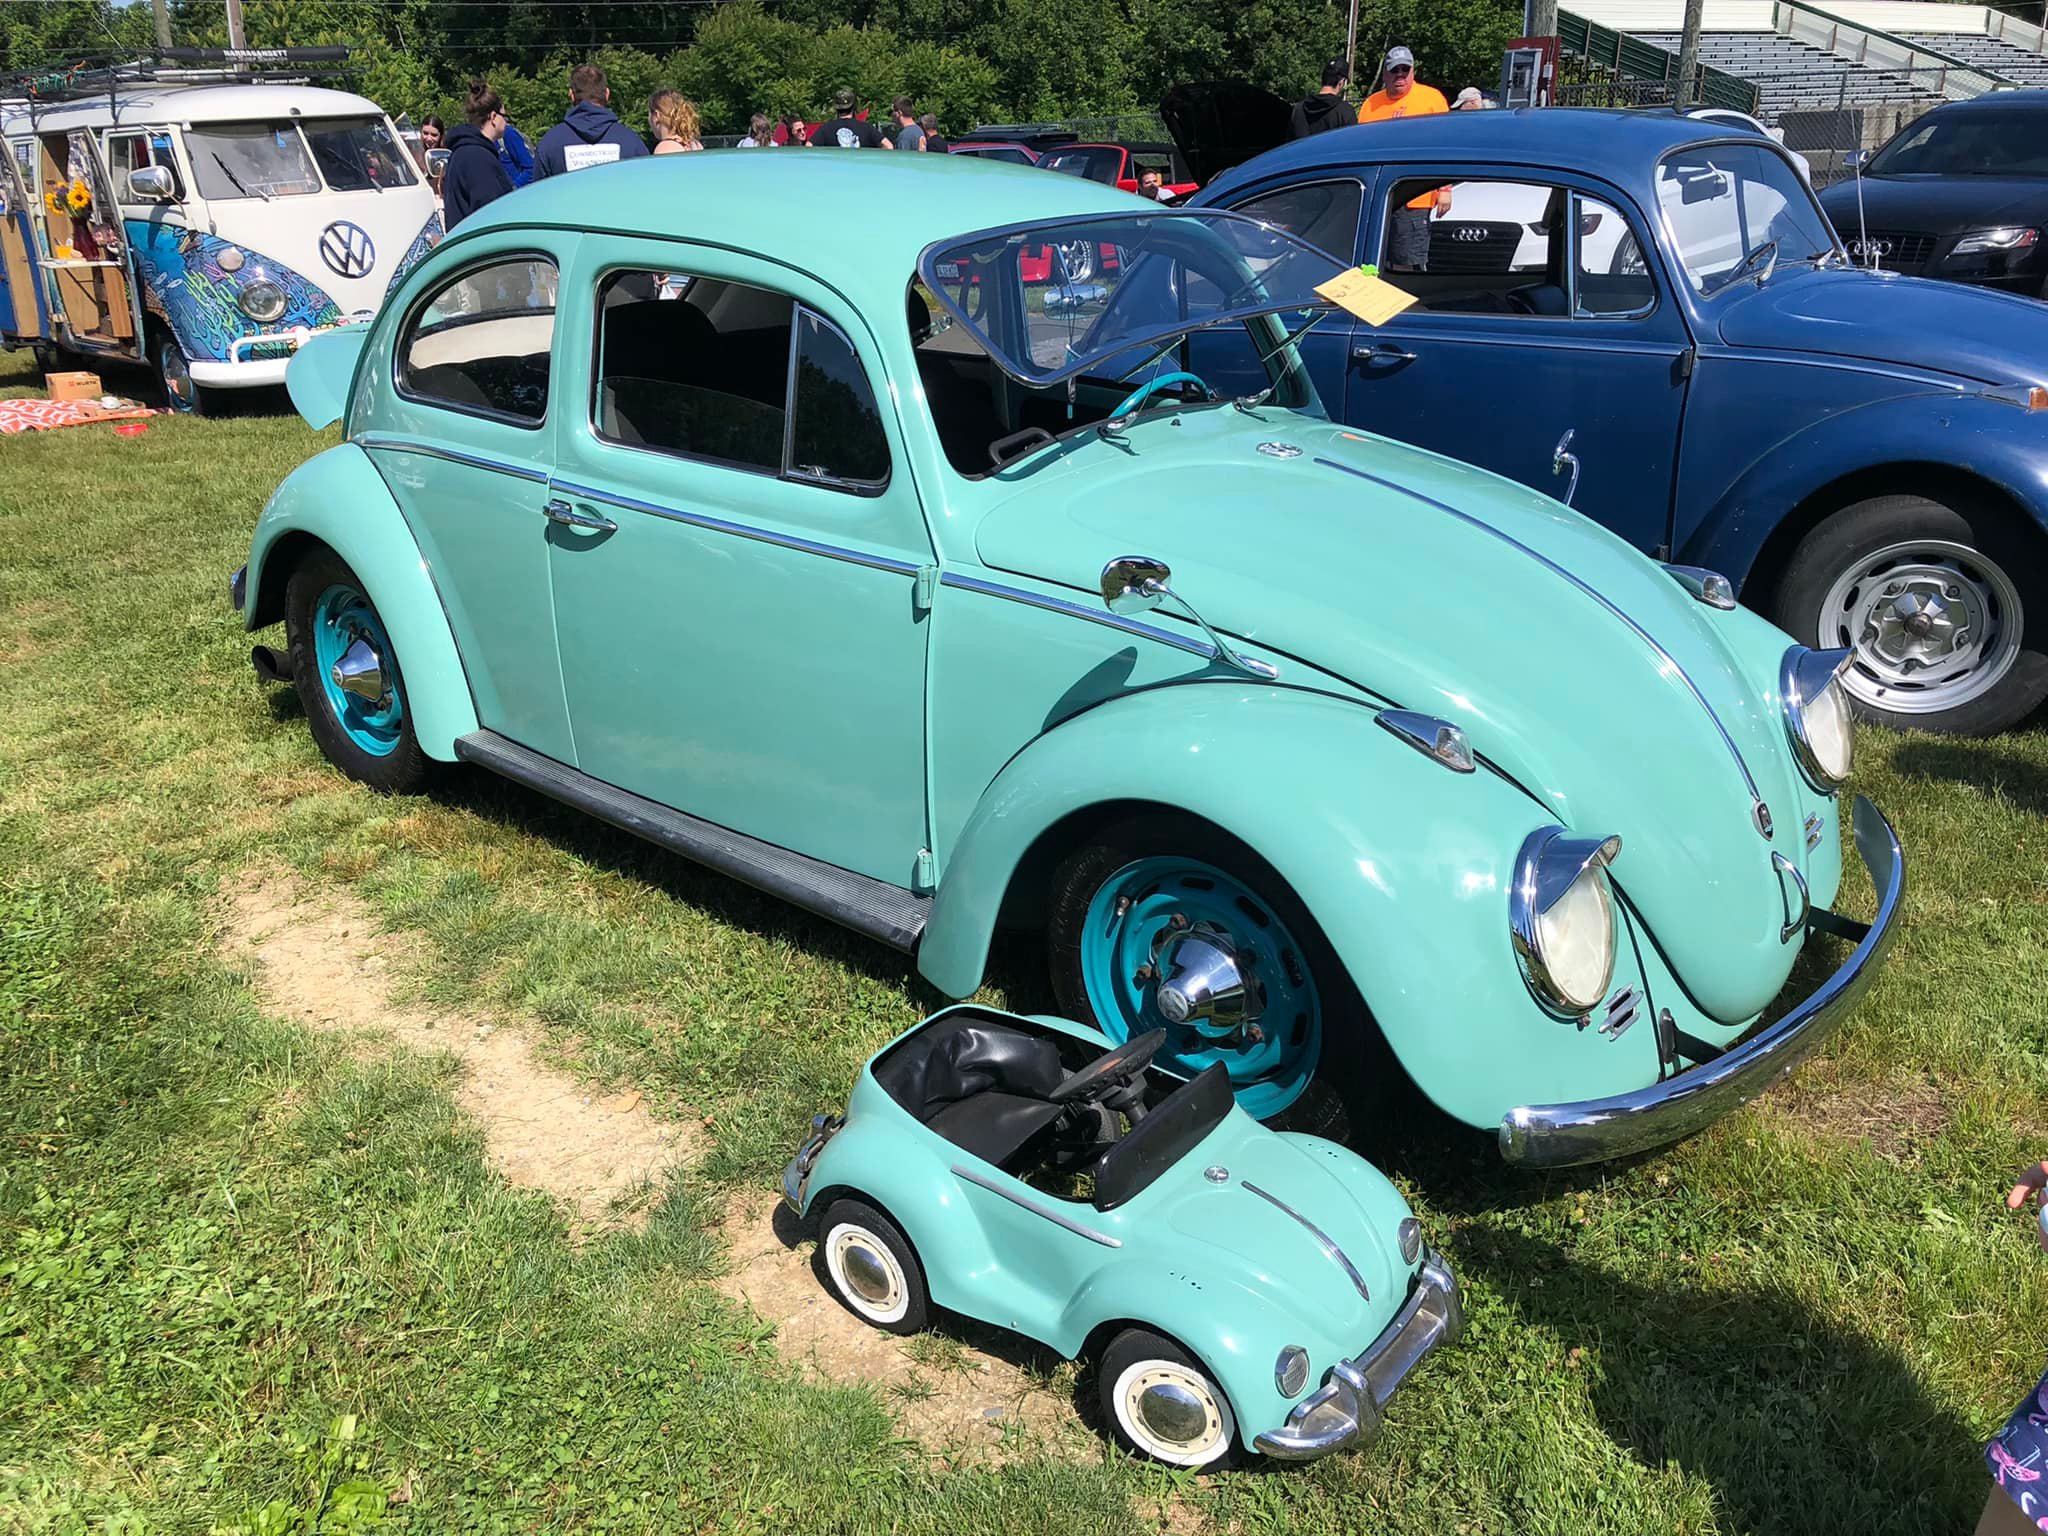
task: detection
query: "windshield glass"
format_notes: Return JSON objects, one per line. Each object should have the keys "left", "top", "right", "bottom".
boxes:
{"left": 186, "top": 122, "right": 322, "bottom": 199}
{"left": 1041, "top": 147, "right": 1122, "bottom": 184}
{"left": 303, "top": 116, "right": 417, "bottom": 190}
{"left": 1655, "top": 142, "right": 1838, "bottom": 296}
{"left": 919, "top": 210, "right": 1350, "bottom": 386}
{"left": 1867, "top": 111, "right": 2048, "bottom": 177}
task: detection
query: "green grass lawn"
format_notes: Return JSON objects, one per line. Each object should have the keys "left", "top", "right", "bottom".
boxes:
{"left": 2, "top": 342, "right": 2044, "bottom": 1535}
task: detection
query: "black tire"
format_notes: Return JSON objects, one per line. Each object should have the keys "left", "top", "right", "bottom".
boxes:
{"left": 151, "top": 326, "right": 213, "bottom": 416}
{"left": 1046, "top": 813, "right": 1391, "bottom": 1140}
{"left": 283, "top": 548, "right": 432, "bottom": 793}
{"left": 815, "top": 1197, "right": 929, "bottom": 1336}
{"left": 1770, "top": 491, "right": 2048, "bottom": 736}
{"left": 1097, "top": 1327, "right": 1240, "bottom": 1469}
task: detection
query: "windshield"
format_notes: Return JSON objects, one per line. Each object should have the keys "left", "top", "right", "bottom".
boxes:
{"left": 1867, "top": 111, "right": 2048, "bottom": 177}
{"left": 1655, "top": 142, "right": 1838, "bottom": 296}
{"left": 1041, "top": 147, "right": 1122, "bottom": 184}
{"left": 186, "top": 122, "right": 321, "bottom": 199}
{"left": 303, "top": 116, "right": 417, "bottom": 190}
{"left": 919, "top": 210, "right": 1350, "bottom": 386}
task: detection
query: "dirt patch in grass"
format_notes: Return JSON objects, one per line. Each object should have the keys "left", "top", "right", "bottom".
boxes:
{"left": 715, "top": 1187, "right": 1089, "bottom": 1465}
{"left": 223, "top": 867, "right": 696, "bottom": 1234}
{"left": 1774, "top": 1068, "right": 1950, "bottom": 1161}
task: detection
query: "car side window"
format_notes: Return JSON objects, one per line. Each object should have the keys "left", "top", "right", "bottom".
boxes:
{"left": 1230, "top": 178, "right": 1364, "bottom": 267}
{"left": 789, "top": 310, "right": 890, "bottom": 488}
{"left": 1574, "top": 193, "right": 1655, "bottom": 318}
{"left": 398, "top": 257, "right": 557, "bottom": 425}
{"left": 108, "top": 131, "right": 185, "bottom": 200}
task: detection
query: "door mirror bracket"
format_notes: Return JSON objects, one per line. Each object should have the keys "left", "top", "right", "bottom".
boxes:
{"left": 1099, "top": 556, "right": 1278, "bottom": 679}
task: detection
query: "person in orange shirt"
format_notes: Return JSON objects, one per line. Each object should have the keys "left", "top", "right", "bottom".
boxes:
{"left": 1358, "top": 46, "right": 1452, "bottom": 271}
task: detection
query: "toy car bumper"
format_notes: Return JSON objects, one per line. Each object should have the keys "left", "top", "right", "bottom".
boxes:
{"left": 779, "top": 1113, "right": 844, "bottom": 1214}
{"left": 1254, "top": 1249, "right": 1463, "bottom": 1461}
{"left": 1499, "top": 795, "right": 1903, "bottom": 1169}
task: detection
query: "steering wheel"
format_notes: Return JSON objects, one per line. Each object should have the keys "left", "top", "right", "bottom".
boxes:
{"left": 1107, "top": 371, "right": 1213, "bottom": 422}
{"left": 1049, "top": 1029, "right": 1167, "bottom": 1105}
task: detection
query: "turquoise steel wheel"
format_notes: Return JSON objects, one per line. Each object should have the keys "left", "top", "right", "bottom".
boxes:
{"left": 283, "top": 548, "right": 431, "bottom": 793}
{"left": 1049, "top": 818, "right": 1351, "bottom": 1123}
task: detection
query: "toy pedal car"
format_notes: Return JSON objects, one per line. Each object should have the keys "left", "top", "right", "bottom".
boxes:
{"left": 781, "top": 1005, "right": 1461, "bottom": 1467}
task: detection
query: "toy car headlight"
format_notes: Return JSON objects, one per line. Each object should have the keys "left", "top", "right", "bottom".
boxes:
{"left": 1510, "top": 828, "right": 1621, "bottom": 1015}
{"left": 237, "top": 279, "right": 287, "bottom": 324}
{"left": 1780, "top": 647, "right": 1854, "bottom": 790}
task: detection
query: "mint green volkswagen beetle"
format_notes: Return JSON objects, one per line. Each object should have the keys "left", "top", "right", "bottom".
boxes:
{"left": 232, "top": 152, "right": 1904, "bottom": 1165}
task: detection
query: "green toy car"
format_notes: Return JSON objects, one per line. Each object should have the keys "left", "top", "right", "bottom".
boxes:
{"left": 782, "top": 1004, "right": 1461, "bottom": 1467}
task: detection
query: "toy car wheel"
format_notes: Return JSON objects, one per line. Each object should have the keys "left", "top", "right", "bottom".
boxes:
{"left": 1772, "top": 491, "right": 2047, "bottom": 736}
{"left": 1098, "top": 1327, "right": 1239, "bottom": 1469}
{"left": 1047, "top": 814, "right": 1389, "bottom": 1131}
{"left": 284, "top": 549, "right": 431, "bottom": 793}
{"left": 817, "top": 1198, "right": 929, "bottom": 1335}
{"left": 152, "top": 326, "right": 212, "bottom": 417}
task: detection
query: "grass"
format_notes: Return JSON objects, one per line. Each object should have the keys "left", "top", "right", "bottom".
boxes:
{"left": 1, "top": 341, "right": 2045, "bottom": 1534}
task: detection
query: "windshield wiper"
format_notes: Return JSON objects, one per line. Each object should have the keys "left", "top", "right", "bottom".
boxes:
{"left": 211, "top": 153, "right": 270, "bottom": 202}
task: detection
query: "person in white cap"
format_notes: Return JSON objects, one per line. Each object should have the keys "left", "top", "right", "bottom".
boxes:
{"left": 1453, "top": 86, "right": 1489, "bottom": 109}
{"left": 1358, "top": 46, "right": 1452, "bottom": 269}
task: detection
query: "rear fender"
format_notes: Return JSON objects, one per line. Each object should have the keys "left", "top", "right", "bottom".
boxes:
{"left": 243, "top": 441, "right": 477, "bottom": 760}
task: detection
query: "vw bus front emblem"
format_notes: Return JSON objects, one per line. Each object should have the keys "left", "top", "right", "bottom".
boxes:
{"left": 319, "top": 221, "right": 376, "bottom": 279}
{"left": 1256, "top": 441, "right": 1302, "bottom": 459}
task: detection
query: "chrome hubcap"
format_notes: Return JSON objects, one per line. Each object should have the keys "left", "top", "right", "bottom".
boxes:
{"left": 1821, "top": 539, "right": 2025, "bottom": 714}
{"left": 840, "top": 1241, "right": 893, "bottom": 1304}
{"left": 1148, "top": 918, "right": 1265, "bottom": 1039}
{"left": 1136, "top": 1380, "right": 1210, "bottom": 1445}
{"left": 329, "top": 637, "right": 388, "bottom": 706}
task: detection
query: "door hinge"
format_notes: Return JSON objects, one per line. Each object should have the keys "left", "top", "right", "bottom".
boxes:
{"left": 913, "top": 847, "right": 936, "bottom": 892}
{"left": 1674, "top": 347, "right": 1696, "bottom": 383}
{"left": 913, "top": 564, "right": 939, "bottom": 614}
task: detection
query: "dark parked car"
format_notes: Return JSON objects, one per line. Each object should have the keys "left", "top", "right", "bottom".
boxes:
{"left": 1818, "top": 92, "right": 2048, "bottom": 297}
{"left": 1174, "top": 106, "right": 2048, "bottom": 735}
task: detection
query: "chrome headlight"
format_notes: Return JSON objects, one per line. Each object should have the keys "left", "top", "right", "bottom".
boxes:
{"left": 1510, "top": 828, "right": 1621, "bottom": 1015}
{"left": 1781, "top": 646, "right": 1853, "bottom": 790}
{"left": 237, "top": 279, "right": 287, "bottom": 324}
{"left": 1275, "top": 1345, "right": 1310, "bottom": 1398}
{"left": 1949, "top": 226, "right": 2038, "bottom": 256}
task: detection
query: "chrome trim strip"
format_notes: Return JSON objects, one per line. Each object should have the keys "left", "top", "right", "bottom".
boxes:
{"left": 1315, "top": 457, "right": 1771, "bottom": 835}
{"left": 355, "top": 432, "right": 551, "bottom": 484}
{"left": 1500, "top": 795, "right": 1903, "bottom": 1167}
{"left": 939, "top": 571, "right": 1220, "bottom": 660}
{"left": 551, "top": 479, "right": 923, "bottom": 575}
{"left": 1804, "top": 812, "right": 1825, "bottom": 852}
{"left": 951, "top": 1163, "right": 1122, "bottom": 1247}
{"left": 1242, "top": 1180, "right": 1371, "bottom": 1303}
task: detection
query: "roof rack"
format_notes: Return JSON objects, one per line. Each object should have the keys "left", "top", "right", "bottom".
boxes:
{"left": 2, "top": 46, "right": 351, "bottom": 127}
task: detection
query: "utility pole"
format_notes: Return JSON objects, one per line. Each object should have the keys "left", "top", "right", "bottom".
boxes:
{"left": 151, "top": 0, "right": 172, "bottom": 50}
{"left": 225, "top": 0, "right": 247, "bottom": 51}
{"left": 1529, "top": 0, "right": 1558, "bottom": 37}
{"left": 1676, "top": 0, "right": 1705, "bottom": 106}
{"left": 1346, "top": 0, "right": 1361, "bottom": 80}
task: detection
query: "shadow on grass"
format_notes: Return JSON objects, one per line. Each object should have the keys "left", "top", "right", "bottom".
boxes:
{"left": 1892, "top": 735, "right": 2048, "bottom": 818}
{"left": 1458, "top": 1226, "right": 1981, "bottom": 1535}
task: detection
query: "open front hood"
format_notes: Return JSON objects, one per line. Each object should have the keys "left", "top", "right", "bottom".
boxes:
{"left": 975, "top": 411, "right": 1820, "bottom": 1023}
{"left": 1713, "top": 266, "right": 2048, "bottom": 385}
{"left": 1159, "top": 80, "right": 1295, "bottom": 187}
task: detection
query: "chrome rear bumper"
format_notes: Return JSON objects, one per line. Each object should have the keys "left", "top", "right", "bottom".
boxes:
{"left": 1253, "top": 1250, "right": 1463, "bottom": 1460}
{"left": 1499, "top": 794, "right": 1902, "bottom": 1168}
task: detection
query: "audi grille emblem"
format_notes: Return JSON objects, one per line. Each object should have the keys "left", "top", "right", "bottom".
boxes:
{"left": 1450, "top": 225, "right": 1489, "bottom": 243}
{"left": 1849, "top": 238, "right": 1892, "bottom": 258}
{"left": 319, "top": 221, "right": 376, "bottom": 279}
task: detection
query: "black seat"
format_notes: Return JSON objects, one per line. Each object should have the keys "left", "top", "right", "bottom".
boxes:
{"left": 1091, "top": 1064, "right": 1233, "bottom": 1211}
{"left": 873, "top": 1014, "right": 1066, "bottom": 1122}
{"left": 925, "top": 1092, "right": 1069, "bottom": 1169}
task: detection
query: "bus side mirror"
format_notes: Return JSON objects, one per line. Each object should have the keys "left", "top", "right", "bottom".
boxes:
{"left": 126, "top": 165, "right": 174, "bottom": 201}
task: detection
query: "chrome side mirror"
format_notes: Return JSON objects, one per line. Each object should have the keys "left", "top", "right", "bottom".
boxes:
{"left": 1098, "top": 554, "right": 1277, "bottom": 679}
{"left": 1844, "top": 148, "right": 1869, "bottom": 171}
{"left": 1551, "top": 428, "right": 1581, "bottom": 508}
{"left": 126, "top": 164, "right": 174, "bottom": 201}
{"left": 1100, "top": 555, "right": 1171, "bottom": 615}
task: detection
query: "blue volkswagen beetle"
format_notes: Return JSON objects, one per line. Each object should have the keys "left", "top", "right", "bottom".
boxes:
{"left": 1178, "top": 108, "right": 2048, "bottom": 735}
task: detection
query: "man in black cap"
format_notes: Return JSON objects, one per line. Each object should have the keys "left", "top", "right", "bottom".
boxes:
{"left": 1291, "top": 58, "right": 1353, "bottom": 139}
{"left": 822, "top": 88, "right": 886, "bottom": 149}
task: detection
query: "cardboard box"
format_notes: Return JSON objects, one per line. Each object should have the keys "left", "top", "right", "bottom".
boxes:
{"left": 45, "top": 370, "right": 103, "bottom": 403}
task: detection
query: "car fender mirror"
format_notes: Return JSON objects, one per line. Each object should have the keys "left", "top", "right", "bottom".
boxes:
{"left": 126, "top": 164, "right": 174, "bottom": 201}
{"left": 1101, "top": 554, "right": 1171, "bottom": 614}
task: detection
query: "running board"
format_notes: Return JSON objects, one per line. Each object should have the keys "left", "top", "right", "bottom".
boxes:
{"left": 454, "top": 730, "right": 930, "bottom": 951}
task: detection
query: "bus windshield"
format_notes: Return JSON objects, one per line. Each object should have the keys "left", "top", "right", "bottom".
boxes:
{"left": 186, "top": 122, "right": 322, "bottom": 199}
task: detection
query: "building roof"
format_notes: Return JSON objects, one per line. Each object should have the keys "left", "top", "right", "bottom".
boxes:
{"left": 0, "top": 82, "right": 386, "bottom": 134}
{"left": 454, "top": 149, "right": 1144, "bottom": 316}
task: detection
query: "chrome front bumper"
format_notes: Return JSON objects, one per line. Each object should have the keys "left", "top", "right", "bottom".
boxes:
{"left": 778, "top": 1113, "right": 842, "bottom": 1214}
{"left": 1254, "top": 1250, "right": 1463, "bottom": 1461}
{"left": 1499, "top": 794, "right": 1903, "bottom": 1168}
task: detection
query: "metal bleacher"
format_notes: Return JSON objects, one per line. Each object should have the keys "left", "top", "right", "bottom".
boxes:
{"left": 1636, "top": 29, "right": 1943, "bottom": 110}
{"left": 1900, "top": 31, "right": 2048, "bottom": 87}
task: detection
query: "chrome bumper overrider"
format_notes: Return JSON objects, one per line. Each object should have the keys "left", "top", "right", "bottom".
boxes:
{"left": 779, "top": 1113, "right": 843, "bottom": 1213}
{"left": 1254, "top": 1250, "right": 1463, "bottom": 1461}
{"left": 1499, "top": 794, "right": 1903, "bottom": 1168}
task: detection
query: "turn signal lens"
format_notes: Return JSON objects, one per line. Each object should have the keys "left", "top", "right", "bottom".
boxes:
{"left": 1987, "top": 383, "right": 2048, "bottom": 411}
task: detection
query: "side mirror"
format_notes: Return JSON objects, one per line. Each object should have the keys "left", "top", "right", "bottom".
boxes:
{"left": 1845, "top": 149, "right": 1869, "bottom": 171}
{"left": 426, "top": 148, "right": 451, "bottom": 175}
{"left": 1552, "top": 428, "right": 1581, "bottom": 508}
{"left": 1100, "top": 554, "right": 1171, "bottom": 615}
{"left": 126, "top": 164, "right": 174, "bottom": 201}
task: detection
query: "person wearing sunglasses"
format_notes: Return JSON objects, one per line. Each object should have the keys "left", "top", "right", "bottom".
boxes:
{"left": 442, "top": 79, "right": 515, "bottom": 231}
{"left": 1358, "top": 46, "right": 1452, "bottom": 270}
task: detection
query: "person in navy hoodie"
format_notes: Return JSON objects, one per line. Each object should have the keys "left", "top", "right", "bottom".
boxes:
{"left": 441, "top": 79, "right": 515, "bottom": 230}
{"left": 534, "top": 63, "right": 650, "bottom": 177}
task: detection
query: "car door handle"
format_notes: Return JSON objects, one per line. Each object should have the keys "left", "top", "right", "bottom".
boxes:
{"left": 1351, "top": 341, "right": 1417, "bottom": 364}
{"left": 544, "top": 498, "right": 616, "bottom": 533}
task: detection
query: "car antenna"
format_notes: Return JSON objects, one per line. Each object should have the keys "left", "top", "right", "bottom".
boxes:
{"left": 1853, "top": 147, "right": 1873, "bottom": 270}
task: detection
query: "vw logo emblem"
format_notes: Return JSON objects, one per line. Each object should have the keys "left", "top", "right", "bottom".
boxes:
{"left": 319, "top": 221, "right": 376, "bottom": 279}
{"left": 1450, "top": 225, "right": 1489, "bottom": 243}
{"left": 1256, "top": 440, "right": 1302, "bottom": 459}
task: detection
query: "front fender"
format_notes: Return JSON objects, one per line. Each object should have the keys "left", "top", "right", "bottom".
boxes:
{"left": 918, "top": 683, "right": 1667, "bottom": 1129}
{"left": 243, "top": 442, "right": 478, "bottom": 760}
{"left": 1681, "top": 391, "right": 2048, "bottom": 587}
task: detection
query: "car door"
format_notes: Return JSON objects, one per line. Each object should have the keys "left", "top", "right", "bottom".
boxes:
{"left": 1345, "top": 168, "right": 1690, "bottom": 555}
{"left": 105, "top": 125, "right": 193, "bottom": 344}
{"left": 1184, "top": 173, "right": 1374, "bottom": 412}
{"left": 0, "top": 140, "right": 42, "bottom": 340}
{"left": 367, "top": 242, "right": 577, "bottom": 762}
{"left": 544, "top": 239, "right": 933, "bottom": 890}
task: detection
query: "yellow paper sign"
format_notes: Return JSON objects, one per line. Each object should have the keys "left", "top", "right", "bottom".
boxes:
{"left": 1315, "top": 267, "right": 1418, "bottom": 327}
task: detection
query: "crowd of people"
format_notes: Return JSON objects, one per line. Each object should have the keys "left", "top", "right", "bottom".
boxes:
{"left": 1289, "top": 46, "right": 1495, "bottom": 143}
{"left": 417, "top": 63, "right": 957, "bottom": 229}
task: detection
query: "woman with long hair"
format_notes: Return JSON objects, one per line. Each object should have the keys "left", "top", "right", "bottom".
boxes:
{"left": 648, "top": 89, "right": 703, "bottom": 154}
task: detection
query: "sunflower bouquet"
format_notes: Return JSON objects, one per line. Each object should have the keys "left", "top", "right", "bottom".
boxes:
{"left": 44, "top": 178, "right": 92, "bottom": 226}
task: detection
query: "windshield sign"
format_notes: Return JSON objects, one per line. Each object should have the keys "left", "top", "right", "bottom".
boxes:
{"left": 1655, "top": 142, "right": 1839, "bottom": 296}
{"left": 919, "top": 210, "right": 1350, "bottom": 386}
